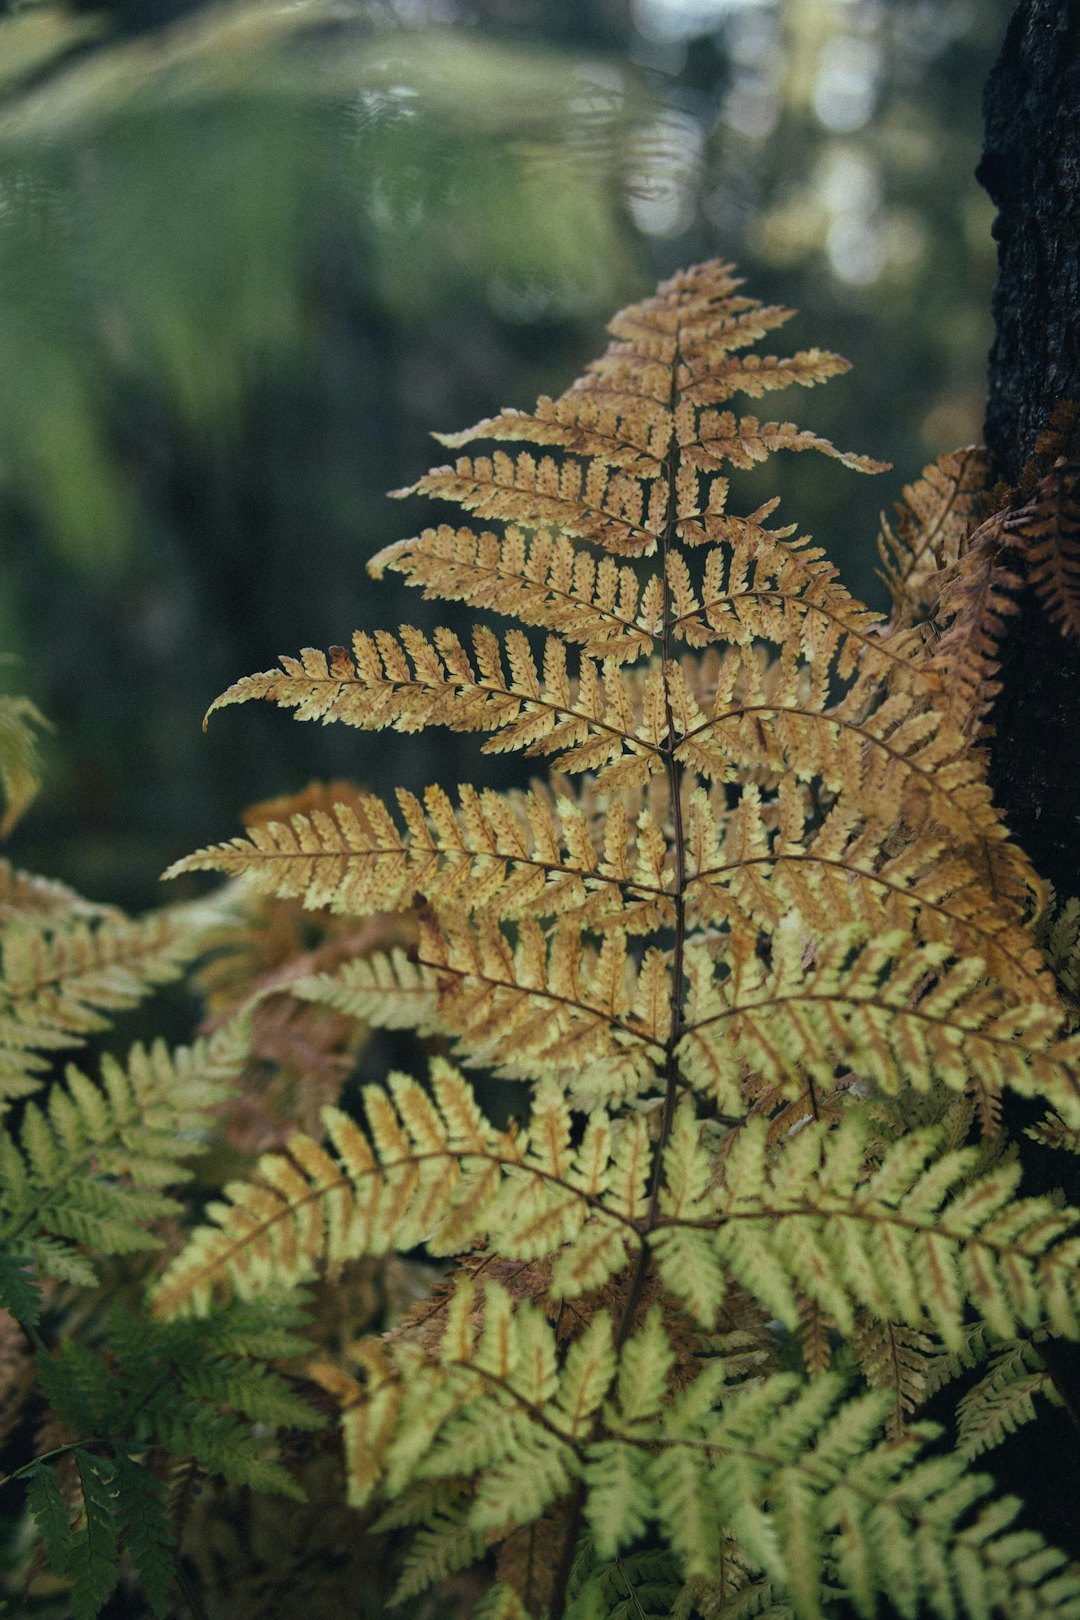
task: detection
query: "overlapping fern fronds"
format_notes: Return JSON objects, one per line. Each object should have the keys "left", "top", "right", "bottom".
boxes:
{"left": 163, "top": 262, "right": 1080, "bottom": 1619}
{"left": 20, "top": 1297, "right": 321, "bottom": 1618}
{"left": 0, "top": 893, "right": 239, "bottom": 1107}
{"left": 0, "top": 1020, "right": 253, "bottom": 1324}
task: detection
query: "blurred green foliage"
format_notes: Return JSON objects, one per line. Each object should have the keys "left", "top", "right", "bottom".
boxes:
{"left": 0, "top": 0, "right": 1011, "bottom": 907}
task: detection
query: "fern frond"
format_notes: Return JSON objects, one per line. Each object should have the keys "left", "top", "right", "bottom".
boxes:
{"left": 0, "top": 898, "right": 233, "bottom": 1106}
{"left": 168, "top": 782, "right": 673, "bottom": 934}
{"left": 169, "top": 258, "right": 1080, "bottom": 1620}
{"left": 370, "top": 524, "right": 660, "bottom": 663}
{"left": 680, "top": 922, "right": 1080, "bottom": 1125}
{"left": 434, "top": 396, "right": 672, "bottom": 475}
{"left": 651, "top": 1106, "right": 1080, "bottom": 1344}
{"left": 684, "top": 785, "right": 1050, "bottom": 999}
{"left": 294, "top": 907, "right": 665, "bottom": 1092}
{"left": 928, "top": 506, "right": 1023, "bottom": 735}
{"left": 0, "top": 859, "right": 113, "bottom": 925}
{"left": 151, "top": 1061, "right": 648, "bottom": 1316}
{"left": 314, "top": 1297, "right": 1080, "bottom": 1620}
{"left": 407, "top": 908, "right": 664, "bottom": 1088}
{"left": 0, "top": 1021, "right": 250, "bottom": 1317}
{"left": 111, "top": 1454, "right": 175, "bottom": 1618}
{"left": 402, "top": 451, "right": 668, "bottom": 557}
{"left": 70, "top": 1450, "right": 120, "bottom": 1620}
{"left": 878, "top": 447, "right": 988, "bottom": 623}
{"left": 565, "top": 1543, "right": 685, "bottom": 1619}
{"left": 1039, "top": 893, "right": 1080, "bottom": 1006}
{"left": 205, "top": 630, "right": 664, "bottom": 788}
{"left": 1012, "top": 456, "right": 1080, "bottom": 639}
{"left": 680, "top": 348, "right": 854, "bottom": 408}
{"left": 25, "top": 1296, "right": 321, "bottom": 1616}
{"left": 955, "top": 1338, "right": 1060, "bottom": 1459}
{"left": 385, "top": 1488, "right": 488, "bottom": 1602}
{"left": 677, "top": 409, "right": 885, "bottom": 478}
{"left": 851, "top": 1317, "right": 941, "bottom": 1438}
{"left": 288, "top": 946, "right": 442, "bottom": 1036}
{"left": 0, "top": 692, "right": 49, "bottom": 839}
{"left": 670, "top": 520, "right": 917, "bottom": 687}
{"left": 671, "top": 649, "right": 1015, "bottom": 863}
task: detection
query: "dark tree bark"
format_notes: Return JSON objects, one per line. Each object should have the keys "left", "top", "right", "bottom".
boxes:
{"left": 975, "top": 0, "right": 1080, "bottom": 1554}
{"left": 978, "top": 0, "right": 1080, "bottom": 903}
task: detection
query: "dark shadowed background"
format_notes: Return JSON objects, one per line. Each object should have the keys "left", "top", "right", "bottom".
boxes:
{"left": 0, "top": 0, "right": 1010, "bottom": 908}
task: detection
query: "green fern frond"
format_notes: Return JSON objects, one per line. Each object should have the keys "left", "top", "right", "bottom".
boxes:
{"left": 36, "top": 1301, "right": 320, "bottom": 1497}
{"left": 110, "top": 1454, "right": 175, "bottom": 1618}
{"left": 955, "top": 1339, "right": 1061, "bottom": 1459}
{"left": 0, "top": 1021, "right": 250, "bottom": 1320}
{"left": 564, "top": 1543, "right": 684, "bottom": 1620}
{"left": 379, "top": 1488, "right": 486, "bottom": 1603}
{"left": 24, "top": 1459, "right": 72, "bottom": 1575}
{"left": 652, "top": 1107, "right": 1080, "bottom": 1343}
{"left": 69, "top": 1450, "right": 120, "bottom": 1620}
{"left": 22, "top": 1297, "right": 320, "bottom": 1618}
{"left": 0, "top": 897, "right": 237, "bottom": 1106}
{"left": 312, "top": 1291, "right": 1080, "bottom": 1620}
{"left": 0, "top": 692, "right": 49, "bottom": 839}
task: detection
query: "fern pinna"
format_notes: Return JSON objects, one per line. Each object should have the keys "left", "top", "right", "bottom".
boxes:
{"left": 163, "top": 262, "right": 1080, "bottom": 1619}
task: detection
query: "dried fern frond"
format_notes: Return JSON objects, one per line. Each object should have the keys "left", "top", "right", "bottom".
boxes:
{"left": 679, "top": 921, "right": 1080, "bottom": 1125}
{"left": 170, "top": 781, "right": 673, "bottom": 935}
{"left": 878, "top": 446, "right": 988, "bottom": 623}
{"left": 371, "top": 524, "right": 660, "bottom": 665}
{"left": 928, "top": 505, "right": 1024, "bottom": 736}
{"left": 1011, "top": 455, "right": 1080, "bottom": 639}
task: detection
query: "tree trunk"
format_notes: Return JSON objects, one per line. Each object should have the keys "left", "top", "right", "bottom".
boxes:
{"left": 975, "top": 0, "right": 1080, "bottom": 1554}
{"left": 979, "top": 0, "right": 1080, "bottom": 903}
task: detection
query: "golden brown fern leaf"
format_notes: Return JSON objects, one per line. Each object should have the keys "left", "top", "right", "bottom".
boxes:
{"left": 181, "top": 256, "right": 1064, "bottom": 1129}
{"left": 878, "top": 447, "right": 988, "bottom": 624}
{"left": 435, "top": 261, "right": 882, "bottom": 482}
{"left": 927, "top": 506, "right": 1024, "bottom": 738}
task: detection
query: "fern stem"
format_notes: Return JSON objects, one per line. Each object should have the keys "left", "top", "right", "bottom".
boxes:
{"left": 0, "top": 1437, "right": 100, "bottom": 1491}
{"left": 549, "top": 339, "right": 692, "bottom": 1620}
{"left": 615, "top": 336, "right": 690, "bottom": 1343}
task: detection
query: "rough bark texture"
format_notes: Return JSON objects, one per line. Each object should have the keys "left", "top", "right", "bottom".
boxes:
{"left": 978, "top": 0, "right": 1080, "bottom": 904}
{"left": 976, "top": 1, "right": 1080, "bottom": 1555}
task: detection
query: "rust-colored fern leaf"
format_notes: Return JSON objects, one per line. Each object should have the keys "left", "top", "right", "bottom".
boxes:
{"left": 1012, "top": 456, "right": 1080, "bottom": 639}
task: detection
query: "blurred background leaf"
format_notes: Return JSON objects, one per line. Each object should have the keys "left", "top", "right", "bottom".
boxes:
{"left": 0, "top": 0, "right": 1010, "bottom": 906}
